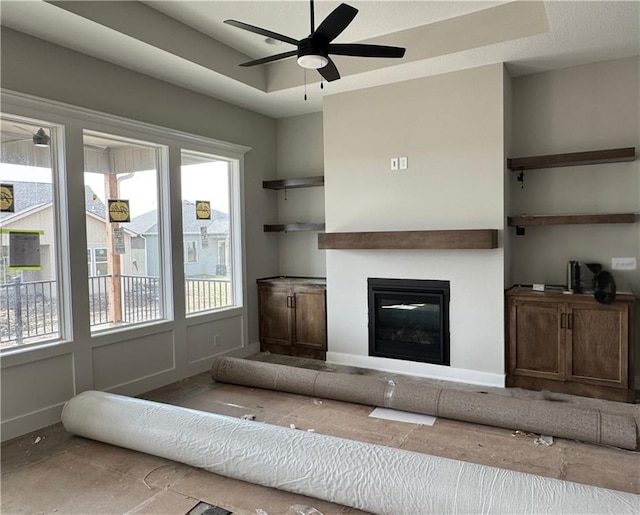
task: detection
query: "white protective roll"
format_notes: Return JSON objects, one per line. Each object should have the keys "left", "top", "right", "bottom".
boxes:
{"left": 61, "top": 391, "right": 639, "bottom": 515}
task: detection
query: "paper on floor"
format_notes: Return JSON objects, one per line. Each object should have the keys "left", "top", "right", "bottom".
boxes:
{"left": 369, "top": 407, "right": 436, "bottom": 426}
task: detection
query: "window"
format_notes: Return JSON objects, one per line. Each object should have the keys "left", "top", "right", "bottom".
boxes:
{"left": 217, "top": 240, "right": 227, "bottom": 275}
{"left": 185, "top": 241, "right": 198, "bottom": 264}
{"left": 94, "top": 248, "right": 108, "bottom": 276}
{"left": 2, "top": 95, "right": 247, "bottom": 354}
{"left": 83, "top": 131, "right": 166, "bottom": 332}
{"left": 181, "top": 150, "right": 236, "bottom": 314}
{"left": 0, "top": 115, "right": 65, "bottom": 349}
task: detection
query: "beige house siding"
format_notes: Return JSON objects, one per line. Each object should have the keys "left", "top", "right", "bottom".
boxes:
{"left": 1, "top": 206, "right": 55, "bottom": 282}
{"left": 3, "top": 207, "right": 139, "bottom": 281}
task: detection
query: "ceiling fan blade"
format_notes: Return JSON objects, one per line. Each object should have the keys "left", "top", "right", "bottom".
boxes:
{"left": 239, "top": 50, "right": 298, "bottom": 67}
{"left": 224, "top": 20, "right": 299, "bottom": 46}
{"left": 0, "top": 137, "right": 30, "bottom": 144}
{"left": 318, "top": 58, "right": 340, "bottom": 82}
{"left": 329, "top": 43, "right": 406, "bottom": 58}
{"left": 314, "top": 3, "right": 358, "bottom": 43}
{"left": 13, "top": 124, "right": 33, "bottom": 135}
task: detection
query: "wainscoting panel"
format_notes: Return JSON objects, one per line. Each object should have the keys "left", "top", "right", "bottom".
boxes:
{"left": 92, "top": 332, "right": 175, "bottom": 390}
{"left": 1, "top": 352, "right": 75, "bottom": 421}
{"left": 186, "top": 315, "right": 244, "bottom": 364}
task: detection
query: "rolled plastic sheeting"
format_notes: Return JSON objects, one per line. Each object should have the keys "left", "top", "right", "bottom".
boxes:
{"left": 62, "top": 391, "right": 639, "bottom": 515}
{"left": 210, "top": 356, "right": 638, "bottom": 450}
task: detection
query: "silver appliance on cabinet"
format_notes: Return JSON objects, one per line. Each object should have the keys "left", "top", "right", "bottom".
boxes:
{"left": 567, "top": 261, "right": 602, "bottom": 293}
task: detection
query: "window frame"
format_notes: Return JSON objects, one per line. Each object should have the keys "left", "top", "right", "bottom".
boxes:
{"left": 184, "top": 240, "right": 198, "bottom": 264}
{"left": 180, "top": 149, "right": 243, "bottom": 317}
{"left": 0, "top": 113, "right": 70, "bottom": 350}
{"left": 1, "top": 89, "right": 250, "bottom": 355}
{"left": 83, "top": 129, "right": 169, "bottom": 335}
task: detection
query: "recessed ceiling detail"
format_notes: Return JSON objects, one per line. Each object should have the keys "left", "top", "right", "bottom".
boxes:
{"left": 1, "top": 1, "right": 638, "bottom": 118}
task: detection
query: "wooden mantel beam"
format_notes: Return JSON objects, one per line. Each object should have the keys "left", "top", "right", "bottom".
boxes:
{"left": 318, "top": 229, "right": 499, "bottom": 250}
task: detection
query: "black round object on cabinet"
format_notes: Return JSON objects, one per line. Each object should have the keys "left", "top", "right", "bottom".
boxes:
{"left": 593, "top": 270, "right": 616, "bottom": 304}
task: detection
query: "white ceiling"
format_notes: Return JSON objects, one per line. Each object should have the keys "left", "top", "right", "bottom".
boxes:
{"left": 1, "top": 1, "right": 639, "bottom": 118}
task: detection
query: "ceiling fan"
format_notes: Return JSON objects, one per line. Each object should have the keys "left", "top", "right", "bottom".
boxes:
{"left": 0, "top": 126, "right": 50, "bottom": 147}
{"left": 224, "top": 0, "right": 406, "bottom": 82}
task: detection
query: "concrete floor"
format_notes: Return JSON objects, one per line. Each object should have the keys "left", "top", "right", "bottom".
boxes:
{"left": 2, "top": 354, "right": 639, "bottom": 514}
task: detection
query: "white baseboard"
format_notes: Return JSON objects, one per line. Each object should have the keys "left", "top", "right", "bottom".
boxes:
{"left": 228, "top": 341, "right": 260, "bottom": 358}
{"left": 1, "top": 403, "right": 65, "bottom": 442}
{"left": 1, "top": 342, "right": 262, "bottom": 443}
{"left": 105, "top": 342, "right": 261, "bottom": 397}
{"left": 326, "top": 352, "right": 505, "bottom": 388}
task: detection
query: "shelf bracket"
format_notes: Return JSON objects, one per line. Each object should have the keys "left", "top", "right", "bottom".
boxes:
{"left": 515, "top": 226, "right": 525, "bottom": 236}
{"left": 516, "top": 168, "right": 525, "bottom": 189}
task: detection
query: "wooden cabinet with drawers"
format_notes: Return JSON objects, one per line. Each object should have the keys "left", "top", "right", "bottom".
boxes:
{"left": 506, "top": 287, "right": 636, "bottom": 402}
{"left": 257, "top": 277, "right": 327, "bottom": 360}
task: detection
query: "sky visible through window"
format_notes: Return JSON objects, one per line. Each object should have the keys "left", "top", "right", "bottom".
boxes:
{"left": 1, "top": 161, "right": 229, "bottom": 217}
{"left": 1, "top": 164, "right": 51, "bottom": 183}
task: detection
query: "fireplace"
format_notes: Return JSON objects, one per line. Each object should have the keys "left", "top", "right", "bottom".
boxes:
{"left": 368, "top": 278, "right": 450, "bottom": 365}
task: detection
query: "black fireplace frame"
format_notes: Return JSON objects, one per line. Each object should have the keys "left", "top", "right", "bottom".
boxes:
{"left": 368, "top": 278, "right": 450, "bottom": 366}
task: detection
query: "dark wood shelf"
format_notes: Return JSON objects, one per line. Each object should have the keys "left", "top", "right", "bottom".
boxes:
{"left": 264, "top": 223, "right": 325, "bottom": 232}
{"left": 263, "top": 176, "right": 324, "bottom": 190}
{"left": 508, "top": 213, "right": 636, "bottom": 227}
{"left": 507, "top": 147, "right": 635, "bottom": 171}
{"left": 318, "top": 229, "right": 498, "bottom": 250}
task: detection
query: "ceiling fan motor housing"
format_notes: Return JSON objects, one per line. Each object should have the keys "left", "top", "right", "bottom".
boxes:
{"left": 225, "top": 1, "right": 405, "bottom": 80}
{"left": 297, "top": 37, "right": 329, "bottom": 69}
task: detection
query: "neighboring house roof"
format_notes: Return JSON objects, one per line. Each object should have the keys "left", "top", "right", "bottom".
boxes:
{"left": 0, "top": 181, "right": 106, "bottom": 221}
{"left": 84, "top": 186, "right": 107, "bottom": 218}
{"left": 2, "top": 183, "right": 229, "bottom": 237}
{"left": 85, "top": 210, "right": 138, "bottom": 238}
{"left": 0, "top": 202, "right": 50, "bottom": 226}
{"left": 126, "top": 209, "right": 157, "bottom": 235}
{"left": 128, "top": 201, "right": 229, "bottom": 236}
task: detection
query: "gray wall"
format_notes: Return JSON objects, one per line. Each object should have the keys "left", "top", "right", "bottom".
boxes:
{"left": 510, "top": 57, "right": 640, "bottom": 373}
{"left": 3, "top": 23, "right": 638, "bottom": 439}
{"left": 323, "top": 64, "right": 507, "bottom": 385}
{"left": 274, "top": 112, "right": 326, "bottom": 277}
{"left": 1, "top": 28, "right": 279, "bottom": 440}
{"left": 0, "top": 29, "right": 279, "bottom": 314}
{"left": 503, "top": 65, "right": 514, "bottom": 286}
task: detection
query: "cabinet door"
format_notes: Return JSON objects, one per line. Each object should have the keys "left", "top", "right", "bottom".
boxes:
{"left": 509, "top": 299, "right": 565, "bottom": 380}
{"left": 567, "top": 303, "right": 628, "bottom": 388}
{"left": 258, "top": 283, "right": 293, "bottom": 347}
{"left": 292, "top": 286, "right": 327, "bottom": 350}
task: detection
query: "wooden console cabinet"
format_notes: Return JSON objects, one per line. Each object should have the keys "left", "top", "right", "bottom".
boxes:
{"left": 257, "top": 277, "right": 327, "bottom": 360}
{"left": 506, "top": 287, "right": 636, "bottom": 402}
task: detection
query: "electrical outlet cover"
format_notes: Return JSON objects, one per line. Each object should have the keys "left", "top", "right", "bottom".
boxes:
{"left": 611, "top": 257, "right": 637, "bottom": 270}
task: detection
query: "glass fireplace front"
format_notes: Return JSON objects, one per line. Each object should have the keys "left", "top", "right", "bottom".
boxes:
{"left": 368, "top": 278, "right": 450, "bottom": 365}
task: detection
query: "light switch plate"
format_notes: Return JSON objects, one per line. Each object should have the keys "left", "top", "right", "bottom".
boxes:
{"left": 391, "top": 158, "right": 398, "bottom": 170}
{"left": 399, "top": 156, "right": 408, "bottom": 170}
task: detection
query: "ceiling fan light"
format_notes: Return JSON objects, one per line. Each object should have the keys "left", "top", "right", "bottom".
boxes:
{"left": 33, "top": 128, "right": 50, "bottom": 147}
{"left": 297, "top": 54, "right": 329, "bottom": 69}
